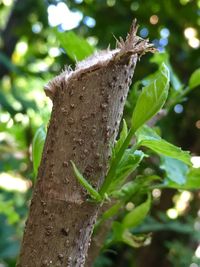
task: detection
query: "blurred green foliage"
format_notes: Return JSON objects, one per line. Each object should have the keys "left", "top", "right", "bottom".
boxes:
{"left": 0, "top": 0, "right": 200, "bottom": 267}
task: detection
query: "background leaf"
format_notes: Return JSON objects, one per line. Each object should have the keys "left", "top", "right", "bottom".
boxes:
{"left": 56, "top": 30, "right": 95, "bottom": 61}
{"left": 0, "top": 196, "right": 19, "bottom": 225}
{"left": 131, "top": 63, "right": 170, "bottom": 131}
{"left": 136, "top": 125, "right": 191, "bottom": 166}
{"left": 164, "top": 168, "right": 200, "bottom": 189}
{"left": 150, "top": 52, "right": 183, "bottom": 91}
{"left": 111, "top": 175, "right": 160, "bottom": 199}
{"left": 189, "top": 68, "right": 200, "bottom": 89}
{"left": 122, "top": 194, "right": 151, "bottom": 229}
{"left": 32, "top": 125, "right": 46, "bottom": 177}
{"left": 161, "top": 156, "right": 189, "bottom": 185}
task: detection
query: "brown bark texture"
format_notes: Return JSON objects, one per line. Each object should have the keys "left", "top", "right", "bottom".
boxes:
{"left": 85, "top": 202, "right": 114, "bottom": 267}
{"left": 17, "top": 21, "right": 152, "bottom": 267}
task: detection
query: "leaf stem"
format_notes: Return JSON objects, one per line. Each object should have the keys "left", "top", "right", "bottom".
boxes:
{"left": 99, "top": 128, "right": 135, "bottom": 195}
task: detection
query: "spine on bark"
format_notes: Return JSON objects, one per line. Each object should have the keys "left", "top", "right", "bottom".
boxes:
{"left": 17, "top": 20, "right": 154, "bottom": 267}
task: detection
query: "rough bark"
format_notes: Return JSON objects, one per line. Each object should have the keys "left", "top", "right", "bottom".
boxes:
{"left": 85, "top": 203, "right": 113, "bottom": 267}
{"left": 17, "top": 21, "right": 152, "bottom": 267}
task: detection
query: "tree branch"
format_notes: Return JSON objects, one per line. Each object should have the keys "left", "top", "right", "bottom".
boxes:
{"left": 17, "top": 22, "right": 152, "bottom": 267}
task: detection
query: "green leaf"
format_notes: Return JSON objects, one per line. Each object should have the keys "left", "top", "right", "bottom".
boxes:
{"left": 112, "top": 119, "right": 128, "bottom": 160}
{"left": 164, "top": 168, "right": 200, "bottom": 189}
{"left": 110, "top": 222, "right": 149, "bottom": 248}
{"left": 107, "top": 149, "right": 145, "bottom": 193}
{"left": 161, "top": 156, "right": 189, "bottom": 185}
{"left": 136, "top": 125, "right": 191, "bottom": 166}
{"left": 0, "top": 196, "right": 19, "bottom": 225}
{"left": 111, "top": 175, "right": 160, "bottom": 199}
{"left": 122, "top": 194, "right": 151, "bottom": 229}
{"left": 101, "top": 202, "right": 121, "bottom": 221}
{"left": 111, "top": 221, "right": 124, "bottom": 242}
{"left": 131, "top": 63, "right": 170, "bottom": 131}
{"left": 111, "top": 180, "right": 139, "bottom": 199}
{"left": 189, "top": 68, "right": 200, "bottom": 89}
{"left": 122, "top": 231, "right": 150, "bottom": 248}
{"left": 150, "top": 51, "right": 169, "bottom": 65}
{"left": 32, "top": 125, "right": 46, "bottom": 177}
{"left": 56, "top": 31, "right": 95, "bottom": 61}
{"left": 150, "top": 52, "right": 183, "bottom": 91}
{"left": 70, "top": 161, "right": 102, "bottom": 201}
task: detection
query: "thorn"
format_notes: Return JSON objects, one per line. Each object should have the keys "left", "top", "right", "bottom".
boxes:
{"left": 106, "top": 44, "right": 111, "bottom": 51}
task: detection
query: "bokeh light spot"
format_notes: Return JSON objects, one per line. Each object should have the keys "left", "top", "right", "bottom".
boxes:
{"left": 184, "top": 27, "right": 197, "bottom": 39}
{"left": 195, "top": 120, "right": 200, "bottom": 129}
{"left": 83, "top": 16, "right": 96, "bottom": 28}
{"left": 150, "top": 15, "right": 159, "bottom": 25}
{"left": 48, "top": 47, "right": 61, "bottom": 58}
{"left": 152, "top": 189, "right": 161, "bottom": 198}
{"left": 191, "top": 156, "right": 200, "bottom": 168}
{"left": 174, "top": 104, "right": 183, "bottom": 114}
{"left": 167, "top": 208, "right": 178, "bottom": 219}
{"left": 0, "top": 173, "right": 31, "bottom": 192}
{"left": 159, "top": 38, "right": 168, "bottom": 47}
{"left": 188, "top": 37, "right": 200, "bottom": 49}
{"left": 107, "top": 0, "right": 116, "bottom": 7}
{"left": 16, "top": 41, "right": 28, "bottom": 55}
{"left": 126, "top": 202, "right": 135, "bottom": 211}
{"left": 32, "top": 23, "right": 43, "bottom": 34}
{"left": 195, "top": 245, "right": 200, "bottom": 258}
{"left": 131, "top": 2, "right": 139, "bottom": 11}
{"left": 180, "top": 0, "right": 191, "bottom": 5}
{"left": 160, "top": 28, "right": 170, "bottom": 38}
{"left": 48, "top": 2, "right": 83, "bottom": 30}
{"left": 140, "top": 27, "right": 149, "bottom": 38}
{"left": 2, "top": 0, "right": 12, "bottom": 6}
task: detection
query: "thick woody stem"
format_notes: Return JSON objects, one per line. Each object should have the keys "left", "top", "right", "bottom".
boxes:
{"left": 17, "top": 22, "right": 152, "bottom": 267}
{"left": 85, "top": 203, "right": 114, "bottom": 267}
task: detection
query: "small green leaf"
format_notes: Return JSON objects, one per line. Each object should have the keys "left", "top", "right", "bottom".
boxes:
{"left": 111, "top": 180, "right": 139, "bottom": 199}
{"left": 161, "top": 156, "right": 189, "bottom": 185}
{"left": 164, "top": 168, "right": 200, "bottom": 189}
{"left": 101, "top": 202, "right": 121, "bottom": 221}
{"left": 109, "top": 222, "right": 149, "bottom": 248}
{"left": 71, "top": 161, "right": 102, "bottom": 201}
{"left": 111, "top": 175, "right": 160, "bottom": 199}
{"left": 56, "top": 31, "right": 95, "bottom": 61}
{"left": 108, "top": 149, "right": 145, "bottom": 193}
{"left": 136, "top": 125, "right": 191, "bottom": 166}
{"left": 111, "top": 221, "right": 124, "bottom": 242}
{"left": 122, "top": 231, "right": 150, "bottom": 248}
{"left": 112, "top": 119, "right": 128, "bottom": 160}
{"left": 189, "top": 68, "right": 200, "bottom": 89}
{"left": 32, "top": 125, "right": 46, "bottom": 177}
{"left": 131, "top": 63, "right": 170, "bottom": 131}
{"left": 122, "top": 194, "right": 151, "bottom": 229}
